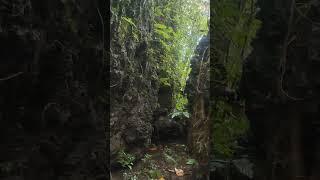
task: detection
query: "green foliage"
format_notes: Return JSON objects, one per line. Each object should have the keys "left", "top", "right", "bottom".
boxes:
{"left": 159, "top": 77, "right": 171, "bottom": 87}
{"left": 174, "top": 93, "right": 189, "bottom": 112}
{"left": 112, "top": 0, "right": 208, "bottom": 114}
{"left": 170, "top": 110, "right": 190, "bottom": 119}
{"left": 142, "top": 153, "right": 152, "bottom": 163}
{"left": 212, "top": 0, "right": 261, "bottom": 87}
{"left": 150, "top": 0, "right": 209, "bottom": 112}
{"left": 121, "top": 16, "right": 137, "bottom": 28}
{"left": 147, "top": 169, "right": 162, "bottom": 179}
{"left": 118, "top": 16, "right": 140, "bottom": 43}
{"left": 123, "top": 173, "right": 138, "bottom": 180}
{"left": 186, "top": 158, "right": 198, "bottom": 166}
{"left": 140, "top": 154, "right": 161, "bottom": 179}
{"left": 117, "top": 150, "right": 135, "bottom": 170}
{"left": 213, "top": 100, "right": 249, "bottom": 158}
{"left": 164, "top": 152, "right": 177, "bottom": 165}
{"left": 211, "top": 0, "right": 261, "bottom": 158}
{"left": 163, "top": 146, "right": 177, "bottom": 165}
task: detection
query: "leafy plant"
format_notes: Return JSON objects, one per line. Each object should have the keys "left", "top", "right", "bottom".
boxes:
{"left": 211, "top": 0, "right": 260, "bottom": 158}
{"left": 170, "top": 110, "right": 190, "bottom": 119}
{"left": 118, "top": 16, "right": 140, "bottom": 43}
{"left": 159, "top": 77, "right": 171, "bottom": 87}
{"left": 117, "top": 150, "right": 135, "bottom": 170}
{"left": 164, "top": 152, "right": 177, "bottom": 165}
{"left": 163, "top": 147, "right": 177, "bottom": 165}
{"left": 123, "top": 172, "right": 138, "bottom": 180}
{"left": 147, "top": 169, "right": 162, "bottom": 179}
{"left": 142, "top": 153, "right": 152, "bottom": 163}
{"left": 150, "top": 0, "right": 209, "bottom": 112}
{"left": 186, "top": 158, "right": 198, "bottom": 166}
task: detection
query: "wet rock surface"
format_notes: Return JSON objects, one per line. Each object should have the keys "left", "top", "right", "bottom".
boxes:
{"left": 153, "top": 116, "right": 186, "bottom": 142}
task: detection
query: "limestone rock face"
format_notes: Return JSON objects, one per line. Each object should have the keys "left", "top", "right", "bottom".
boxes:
{"left": 185, "top": 34, "right": 210, "bottom": 178}
{"left": 110, "top": 0, "right": 159, "bottom": 167}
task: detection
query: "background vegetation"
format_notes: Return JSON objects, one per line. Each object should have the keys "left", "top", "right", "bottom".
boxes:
{"left": 151, "top": 0, "right": 209, "bottom": 113}
{"left": 112, "top": 0, "right": 209, "bottom": 114}
{"left": 211, "top": 0, "right": 261, "bottom": 158}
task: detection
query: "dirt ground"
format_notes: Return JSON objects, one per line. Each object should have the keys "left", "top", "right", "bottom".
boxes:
{"left": 110, "top": 142, "right": 200, "bottom": 180}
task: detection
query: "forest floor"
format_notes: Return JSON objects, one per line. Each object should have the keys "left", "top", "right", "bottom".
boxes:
{"left": 110, "top": 140, "right": 198, "bottom": 180}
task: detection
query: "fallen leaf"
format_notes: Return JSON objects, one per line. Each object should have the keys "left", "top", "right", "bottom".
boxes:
{"left": 175, "top": 168, "right": 184, "bottom": 176}
{"left": 159, "top": 176, "right": 165, "bottom": 180}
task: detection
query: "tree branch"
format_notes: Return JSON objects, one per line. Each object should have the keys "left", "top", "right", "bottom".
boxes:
{"left": 0, "top": 72, "right": 24, "bottom": 81}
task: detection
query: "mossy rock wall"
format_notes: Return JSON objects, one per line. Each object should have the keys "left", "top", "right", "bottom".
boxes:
{"left": 110, "top": 0, "right": 160, "bottom": 166}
